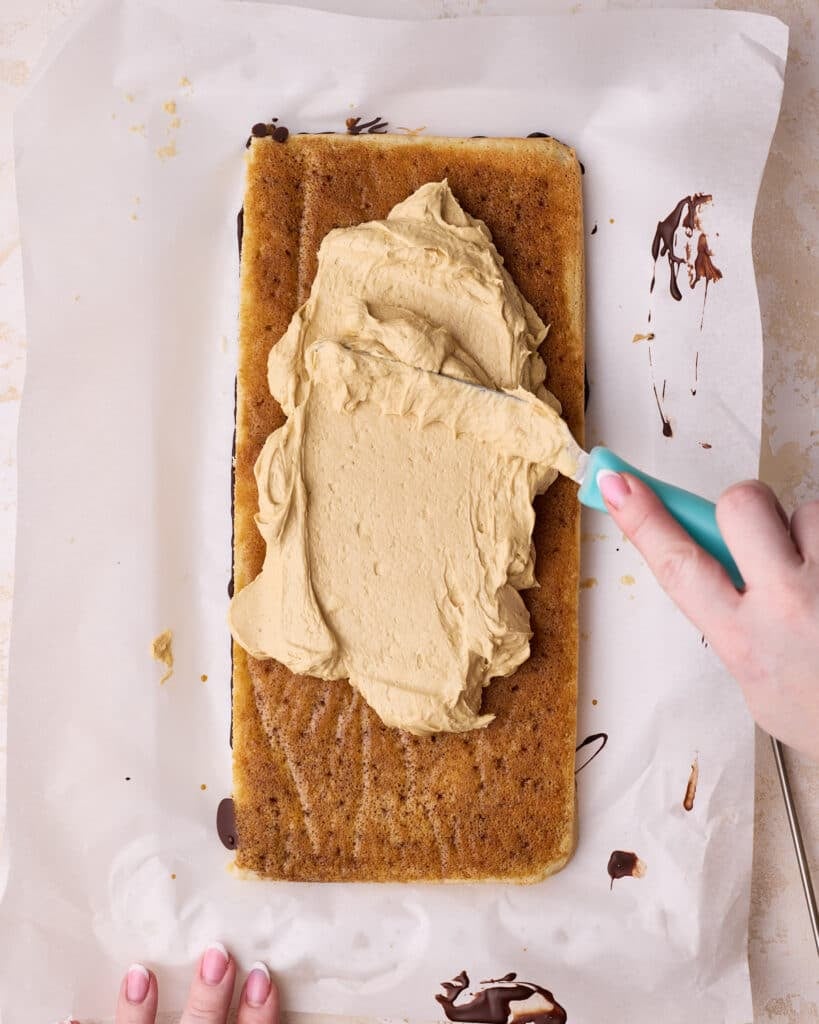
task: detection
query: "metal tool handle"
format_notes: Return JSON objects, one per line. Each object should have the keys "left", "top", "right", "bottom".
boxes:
{"left": 771, "top": 736, "right": 819, "bottom": 957}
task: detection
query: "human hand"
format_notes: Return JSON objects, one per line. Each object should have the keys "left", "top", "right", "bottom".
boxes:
{"left": 598, "top": 472, "right": 819, "bottom": 761}
{"left": 65, "top": 943, "right": 279, "bottom": 1024}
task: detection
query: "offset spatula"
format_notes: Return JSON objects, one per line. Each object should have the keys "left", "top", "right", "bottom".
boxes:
{"left": 312, "top": 340, "right": 745, "bottom": 585}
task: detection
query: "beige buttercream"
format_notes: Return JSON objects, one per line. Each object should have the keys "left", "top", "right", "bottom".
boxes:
{"left": 229, "top": 181, "right": 576, "bottom": 736}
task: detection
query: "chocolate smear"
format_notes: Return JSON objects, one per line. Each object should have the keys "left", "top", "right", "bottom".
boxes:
{"left": 649, "top": 193, "right": 722, "bottom": 327}
{"left": 607, "top": 850, "right": 647, "bottom": 889}
{"left": 651, "top": 195, "right": 705, "bottom": 301}
{"left": 683, "top": 758, "right": 699, "bottom": 812}
{"left": 590, "top": 224, "right": 597, "bottom": 236}
{"left": 346, "top": 115, "right": 388, "bottom": 135}
{"left": 691, "top": 350, "right": 699, "bottom": 396}
{"left": 584, "top": 367, "right": 590, "bottom": 411}
{"left": 526, "top": 131, "right": 551, "bottom": 139}
{"left": 436, "top": 971, "right": 566, "bottom": 1024}
{"left": 237, "top": 207, "right": 244, "bottom": 262}
{"left": 575, "top": 732, "right": 608, "bottom": 774}
{"left": 693, "top": 232, "right": 722, "bottom": 288}
{"left": 217, "top": 797, "right": 238, "bottom": 850}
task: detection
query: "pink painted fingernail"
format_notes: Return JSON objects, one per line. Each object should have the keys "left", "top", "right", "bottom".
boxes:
{"left": 201, "top": 942, "right": 230, "bottom": 985}
{"left": 125, "top": 963, "right": 150, "bottom": 1004}
{"left": 246, "top": 961, "right": 271, "bottom": 1007}
{"left": 597, "top": 469, "right": 630, "bottom": 510}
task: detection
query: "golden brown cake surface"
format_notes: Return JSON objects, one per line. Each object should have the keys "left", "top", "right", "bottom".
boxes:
{"left": 233, "top": 132, "right": 584, "bottom": 882}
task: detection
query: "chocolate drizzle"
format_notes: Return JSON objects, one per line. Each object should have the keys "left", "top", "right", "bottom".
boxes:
{"left": 217, "top": 797, "right": 238, "bottom": 849}
{"left": 651, "top": 195, "right": 700, "bottom": 301}
{"left": 652, "top": 381, "right": 673, "bottom": 437}
{"left": 650, "top": 193, "right": 722, "bottom": 313}
{"left": 607, "top": 850, "right": 646, "bottom": 889}
{"left": 436, "top": 971, "right": 566, "bottom": 1024}
{"left": 346, "top": 115, "right": 388, "bottom": 135}
{"left": 575, "top": 732, "right": 608, "bottom": 774}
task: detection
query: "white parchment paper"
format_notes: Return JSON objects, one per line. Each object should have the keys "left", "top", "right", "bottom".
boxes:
{"left": 1, "top": 2, "right": 787, "bottom": 1021}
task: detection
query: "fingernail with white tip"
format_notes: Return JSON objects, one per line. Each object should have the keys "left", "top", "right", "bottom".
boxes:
{"left": 126, "top": 963, "right": 150, "bottom": 1004}
{"left": 201, "top": 942, "right": 230, "bottom": 985}
{"left": 246, "top": 961, "right": 271, "bottom": 1007}
{"left": 597, "top": 469, "right": 630, "bottom": 510}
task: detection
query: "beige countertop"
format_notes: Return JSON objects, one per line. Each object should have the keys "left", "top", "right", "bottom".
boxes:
{"left": 0, "top": 0, "right": 816, "bottom": 1020}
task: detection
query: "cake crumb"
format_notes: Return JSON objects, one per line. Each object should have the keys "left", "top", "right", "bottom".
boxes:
{"left": 170, "top": 873, "right": 177, "bottom": 880}
{"left": 151, "top": 629, "right": 174, "bottom": 684}
{"left": 620, "top": 574, "right": 636, "bottom": 585}
{"left": 164, "top": 100, "right": 177, "bottom": 114}
{"left": 632, "top": 332, "right": 655, "bottom": 343}
{"left": 200, "top": 674, "right": 208, "bottom": 682}
{"left": 200, "top": 783, "right": 207, "bottom": 791}
{"left": 157, "top": 141, "right": 177, "bottom": 161}
{"left": 129, "top": 123, "right": 146, "bottom": 136}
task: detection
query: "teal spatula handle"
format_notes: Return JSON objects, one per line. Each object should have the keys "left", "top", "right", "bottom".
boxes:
{"left": 577, "top": 446, "right": 744, "bottom": 589}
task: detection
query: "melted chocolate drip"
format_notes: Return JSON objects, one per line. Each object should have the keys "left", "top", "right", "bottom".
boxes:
{"left": 683, "top": 758, "right": 699, "bottom": 812}
{"left": 691, "top": 350, "right": 699, "bottom": 396}
{"left": 584, "top": 367, "right": 590, "bottom": 411}
{"left": 651, "top": 196, "right": 690, "bottom": 301}
{"left": 652, "top": 381, "right": 673, "bottom": 437}
{"left": 346, "top": 115, "right": 388, "bottom": 135}
{"left": 237, "top": 207, "right": 244, "bottom": 262}
{"left": 526, "top": 132, "right": 551, "bottom": 139}
{"left": 590, "top": 224, "right": 597, "bottom": 236}
{"left": 607, "top": 850, "right": 642, "bottom": 889}
{"left": 436, "top": 972, "right": 566, "bottom": 1024}
{"left": 650, "top": 193, "right": 721, "bottom": 310}
{"left": 217, "top": 797, "right": 238, "bottom": 849}
{"left": 482, "top": 974, "right": 518, "bottom": 985}
{"left": 575, "top": 732, "right": 608, "bottom": 774}
{"left": 440, "top": 971, "right": 471, "bottom": 1001}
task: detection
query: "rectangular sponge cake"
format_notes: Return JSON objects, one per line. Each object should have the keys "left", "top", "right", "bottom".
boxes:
{"left": 233, "top": 132, "right": 584, "bottom": 882}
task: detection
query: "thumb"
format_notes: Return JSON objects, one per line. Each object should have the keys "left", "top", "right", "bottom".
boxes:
{"left": 597, "top": 470, "right": 741, "bottom": 635}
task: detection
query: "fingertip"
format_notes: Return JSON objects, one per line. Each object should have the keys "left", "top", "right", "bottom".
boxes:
{"left": 716, "top": 479, "right": 774, "bottom": 522}
{"left": 115, "top": 963, "right": 158, "bottom": 1023}
{"left": 717, "top": 479, "right": 801, "bottom": 582}
{"left": 239, "top": 961, "right": 280, "bottom": 1022}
